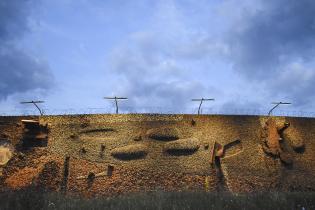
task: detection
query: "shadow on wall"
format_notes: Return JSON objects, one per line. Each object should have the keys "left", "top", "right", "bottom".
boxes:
{"left": 21, "top": 120, "right": 48, "bottom": 149}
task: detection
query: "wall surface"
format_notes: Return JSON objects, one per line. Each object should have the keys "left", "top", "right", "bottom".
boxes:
{"left": 0, "top": 114, "right": 314, "bottom": 197}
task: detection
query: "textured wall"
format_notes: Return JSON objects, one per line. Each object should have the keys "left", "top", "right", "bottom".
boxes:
{"left": 0, "top": 114, "right": 315, "bottom": 197}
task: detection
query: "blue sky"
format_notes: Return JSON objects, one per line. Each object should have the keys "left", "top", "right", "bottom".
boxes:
{"left": 1, "top": 0, "right": 315, "bottom": 115}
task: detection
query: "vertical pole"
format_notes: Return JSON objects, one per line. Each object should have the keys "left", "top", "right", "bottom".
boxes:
{"left": 198, "top": 99, "right": 203, "bottom": 115}
{"left": 104, "top": 97, "right": 127, "bottom": 114}
{"left": 115, "top": 97, "right": 118, "bottom": 114}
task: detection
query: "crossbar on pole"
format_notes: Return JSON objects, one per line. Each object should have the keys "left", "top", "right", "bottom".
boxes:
{"left": 20, "top": 100, "right": 45, "bottom": 116}
{"left": 104, "top": 96, "right": 128, "bottom": 114}
{"left": 268, "top": 102, "right": 291, "bottom": 116}
{"left": 191, "top": 98, "right": 215, "bottom": 115}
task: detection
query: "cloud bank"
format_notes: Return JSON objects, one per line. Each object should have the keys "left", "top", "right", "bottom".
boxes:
{"left": 108, "top": 1, "right": 220, "bottom": 112}
{"left": 2, "top": 0, "right": 314, "bottom": 113}
{"left": 225, "top": 0, "right": 315, "bottom": 107}
{"left": 0, "top": 0, "right": 53, "bottom": 101}
{"left": 108, "top": 0, "right": 315, "bottom": 111}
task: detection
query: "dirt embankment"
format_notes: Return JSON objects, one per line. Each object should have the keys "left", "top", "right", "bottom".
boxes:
{"left": 0, "top": 114, "right": 315, "bottom": 196}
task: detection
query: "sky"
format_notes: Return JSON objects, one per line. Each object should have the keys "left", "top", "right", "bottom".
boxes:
{"left": 1, "top": 0, "right": 315, "bottom": 115}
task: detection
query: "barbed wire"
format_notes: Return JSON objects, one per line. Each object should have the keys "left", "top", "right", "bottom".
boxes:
{"left": 1, "top": 106, "right": 315, "bottom": 118}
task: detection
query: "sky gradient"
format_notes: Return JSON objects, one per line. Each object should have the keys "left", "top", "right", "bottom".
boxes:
{"left": 1, "top": 0, "right": 315, "bottom": 115}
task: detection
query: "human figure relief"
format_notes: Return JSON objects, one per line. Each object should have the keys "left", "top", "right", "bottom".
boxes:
{"left": 261, "top": 118, "right": 292, "bottom": 165}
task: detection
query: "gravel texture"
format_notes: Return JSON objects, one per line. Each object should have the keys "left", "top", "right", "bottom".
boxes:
{"left": 0, "top": 114, "right": 314, "bottom": 196}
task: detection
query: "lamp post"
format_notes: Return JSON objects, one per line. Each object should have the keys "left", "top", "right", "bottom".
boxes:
{"left": 104, "top": 97, "right": 128, "bottom": 114}
{"left": 191, "top": 98, "right": 215, "bottom": 115}
{"left": 268, "top": 102, "right": 291, "bottom": 116}
{"left": 20, "top": 100, "right": 45, "bottom": 116}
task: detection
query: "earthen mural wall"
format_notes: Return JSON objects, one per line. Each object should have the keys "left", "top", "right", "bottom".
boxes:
{"left": 0, "top": 114, "right": 314, "bottom": 197}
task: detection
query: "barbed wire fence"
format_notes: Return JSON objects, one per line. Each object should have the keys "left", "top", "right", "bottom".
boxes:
{"left": 1, "top": 106, "right": 315, "bottom": 118}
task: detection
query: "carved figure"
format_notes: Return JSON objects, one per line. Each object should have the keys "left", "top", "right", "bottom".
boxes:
{"left": 261, "top": 118, "right": 292, "bottom": 164}
{"left": 210, "top": 139, "right": 241, "bottom": 166}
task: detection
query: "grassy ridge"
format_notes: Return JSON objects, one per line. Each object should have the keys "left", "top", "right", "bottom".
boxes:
{"left": 0, "top": 190, "right": 314, "bottom": 210}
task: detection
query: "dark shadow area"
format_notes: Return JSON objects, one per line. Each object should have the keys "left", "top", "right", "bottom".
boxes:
{"left": 80, "top": 147, "right": 87, "bottom": 155}
{"left": 281, "top": 137, "right": 305, "bottom": 154}
{"left": 214, "top": 156, "right": 229, "bottom": 192}
{"left": 80, "top": 128, "right": 115, "bottom": 134}
{"left": 60, "top": 156, "right": 70, "bottom": 193}
{"left": 0, "top": 133, "right": 8, "bottom": 139}
{"left": 37, "top": 161, "right": 61, "bottom": 191}
{"left": 165, "top": 148, "right": 198, "bottom": 156}
{"left": 0, "top": 139, "right": 10, "bottom": 146}
{"left": 294, "top": 146, "right": 305, "bottom": 153}
{"left": 69, "top": 134, "right": 79, "bottom": 140}
{"left": 87, "top": 172, "right": 95, "bottom": 189}
{"left": 278, "top": 140, "right": 294, "bottom": 167}
{"left": 100, "top": 144, "right": 105, "bottom": 158}
{"left": 22, "top": 137, "right": 48, "bottom": 148}
{"left": 21, "top": 120, "right": 48, "bottom": 149}
{"left": 0, "top": 187, "right": 47, "bottom": 210}
{"left": 111, "top": 151, "right": 147, "bottom": 160}
{"left": 80, "top": 122, "right": 90, "bottom": 128}
{"left": 1, "top": 189, "right": 314, "bottom": 210}
{"left": 149, "top": 135, "right": 179, "bottom": 141}
{"left": 282, "top": 161, "right": 294, "bottom": 170}
{"left": 107, "top": 165, "right": 114, "bottom": 176}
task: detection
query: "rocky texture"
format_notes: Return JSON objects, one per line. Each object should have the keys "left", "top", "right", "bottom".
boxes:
{"left": 0, "top": 114, "right": 315, "bottom": 197}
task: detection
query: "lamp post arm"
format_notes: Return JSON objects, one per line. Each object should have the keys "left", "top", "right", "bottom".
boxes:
{"left": 268, "top": 103, "right": 280, "bottom": 116}
{"left": 32, "top": 102, "right": 43, "bottom": 116}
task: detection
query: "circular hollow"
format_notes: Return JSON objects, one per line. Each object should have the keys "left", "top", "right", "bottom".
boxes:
{"left": 146, "top": 127, "right": 180, "bottom": 141}
{"left": 164, "top": 138, "right": 200, "bottom": 156}
{"left": 111, "top": 144, "right": 148, "bottom": 160}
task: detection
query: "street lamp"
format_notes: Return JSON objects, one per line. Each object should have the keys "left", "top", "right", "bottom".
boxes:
{"left": 191, "top": 98, "right": 215, "bottom": 115}
{"left": 20, "top": 100, "right": 45, "bottom": 116}
{"left": 268, "top": 102, "right": 291, "bottom": 116}
{"left": 104, "top": 96, "right": 128, "bottom": 114}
